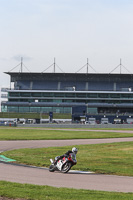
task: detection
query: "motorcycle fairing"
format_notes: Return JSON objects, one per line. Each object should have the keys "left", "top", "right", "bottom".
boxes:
{"left": 56, "top": 157, "right": 68, "bottom": 170}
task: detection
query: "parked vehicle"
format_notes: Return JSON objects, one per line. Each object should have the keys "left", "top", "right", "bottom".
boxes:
{"left": 126, "top": 118, "right": 133, "bottom": 124}
{"left": 101, "top": 118, "right": 109, "bottom": 124}
{"left": 88, "top": 118, "right": 96, "bottom": 125}
{"left": 49, "top": 153, "right": 77, "bottom": 173}
{"left": 114, "top": 118, "right": 121, "bottom": 124}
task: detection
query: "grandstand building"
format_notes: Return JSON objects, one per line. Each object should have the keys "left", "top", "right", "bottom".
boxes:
{"left": 1, "top": 72, "right": 133, "bottom": 123}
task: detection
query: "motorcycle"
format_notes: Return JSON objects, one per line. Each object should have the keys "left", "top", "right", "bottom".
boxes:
{"left": 49, "top": 153, "right": 77, "bottom": 173}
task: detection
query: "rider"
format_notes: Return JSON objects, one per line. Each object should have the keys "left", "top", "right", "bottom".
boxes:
{"left": 54, "top": 147, "right": 78, "bottom": 164}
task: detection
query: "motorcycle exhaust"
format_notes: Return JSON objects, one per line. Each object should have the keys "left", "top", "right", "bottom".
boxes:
{"left": 50, "top": 159, "right": 54, "bottom": 164}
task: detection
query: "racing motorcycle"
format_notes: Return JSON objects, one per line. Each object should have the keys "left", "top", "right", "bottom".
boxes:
{"left": 49, "top": 153, "right": 77, "bottom": 173}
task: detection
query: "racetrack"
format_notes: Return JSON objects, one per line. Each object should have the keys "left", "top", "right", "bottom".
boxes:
{"left": 0, "top": 137, "right": 133, "bottom": 193}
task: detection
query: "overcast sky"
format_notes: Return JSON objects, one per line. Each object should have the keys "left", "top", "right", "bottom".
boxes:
{"left": 1, "top": 0, "right": 133, "bottom": 88}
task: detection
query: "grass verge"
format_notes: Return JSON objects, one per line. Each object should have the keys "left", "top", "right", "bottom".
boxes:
{"left": 3, "top": 142, "right": 133, "bottom": 176}
{"left": 0, "top": 128, "right": 133, "bottom": 140}
{"left": 0, "top": 181, "right": 133, "bottom": 200}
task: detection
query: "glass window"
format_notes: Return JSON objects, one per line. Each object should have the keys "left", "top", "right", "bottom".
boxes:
{"left": 64, "top": 107, "right": 71, "bottom": 113}
{"left": 98, "top": 93, "right": 109, "bottom": 98}
{"left": 53, "top": 99, "right": 62, "bottom": 103}
{"left": 110, "top": 94, "right": 120, "bottom": 98}
{"left": 54, "top": 93, "right": 64, "bottom": 97}
{"left": 40, "top": 107, "right": 52, "bottom": 113}
{"left": 76, "top": 99, "right": 85, "bottom": 103}
{"left": 43, "top": 93, "right": 54, "bottom": 97}
{"left": 9, "top": 99, "right": 19, "bottom": 102}
{"left": 121, "top": 94, "right": 133, "bottom": 98}
{"left": 19, "top": 107, "right": 30, "bottom": 112}
{"left": 40, "top": 99, "right": 52, "bottom": 102}
{"left": 53, "top": 107, "right": 63, "bottom": 113}
{"left": 65, "top": 93, "right": 75, "bottom": 97}
{"left": 9, "top": 92, "right": 20, "bottom": 97}
{"left": 20, "top": 99, "right": 29, "bottom": 102}
{"left": 32, "top": 93, "right": 42, "bottom": 97}
{"left": 20, "top": 92, "right": 31, "bottom": 97}
{"left": 76, "top": 93, "right": 86, "bottom": 98}
{"left": 30, "top": 107, "right": 41, "bottom": 113}
{"left": 1, "top": 105, "right": 7, "bottom": 112}
{"left": 55, "top": 108, "right": 61, "bottom": 113}
{"left": 121, "top": 100, "right": 132, "bottom": 103}
{"left": 64, "top": 99, "right": 74, "bottom": 102}
{"left": 7, "top": 106, "right": 19, "bottom": 112}
{"left": 87, "top": 107, "right": 97, "bottom": 114}
{"left": 87, "top": 93, "right": 98, "bottom": 98}
{"left": 87, "top": 100, "right": 99, "bottom": 103}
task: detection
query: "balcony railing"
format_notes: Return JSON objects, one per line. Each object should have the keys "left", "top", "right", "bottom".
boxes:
{"left": 1, "top": 94, "right": 8, "bottom": 98}
{"left": 1, "top": 88, "right": 10, "bottom": 92}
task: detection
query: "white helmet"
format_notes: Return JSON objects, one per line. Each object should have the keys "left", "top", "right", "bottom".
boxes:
{"left": 72, "top": 147, "right": 78, "bottom": 154}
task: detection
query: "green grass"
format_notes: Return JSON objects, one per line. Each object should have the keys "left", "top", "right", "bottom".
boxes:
{"left": 0, "top": 181, "right": 133, "bottom": 200}
{"left": 3, "top": 142, "right": 133, "bottom": 176}
{"left": 1, "top": 128, "right": 133, "bottom": 199}
{"left": 0, "top": 127, "right": 133, "bottom": 140}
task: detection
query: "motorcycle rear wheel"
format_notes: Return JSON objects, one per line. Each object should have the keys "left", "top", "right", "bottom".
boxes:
{"left": 49, "top": 164, "right": 55, "bottom": 172}
{"left": 61, "top": 162, "right": 72, "bottom": 173}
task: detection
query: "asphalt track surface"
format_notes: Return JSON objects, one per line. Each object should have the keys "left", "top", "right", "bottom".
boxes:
{"left": 0, "top": 137, "right": 133, "bottom": 193}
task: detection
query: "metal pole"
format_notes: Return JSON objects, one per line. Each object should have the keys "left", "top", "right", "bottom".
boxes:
{"left": 21, "top": 57, "right": 23, "bottom": 73}
{"left": 120, "top": 58, "right": 122, "bottom": 74}
{"left": 87, "top": 58, "right": 89, "bottom": 74}
{"left": 54, "top": 57, "right": 55, "bottom": 73}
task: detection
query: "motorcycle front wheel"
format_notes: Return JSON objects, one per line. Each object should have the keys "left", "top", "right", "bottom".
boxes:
{"left": 49, "top": 164, "right": 55, "bottom": 172}
{"left": 61, "top": 162, "right": 72, "bottom": 173}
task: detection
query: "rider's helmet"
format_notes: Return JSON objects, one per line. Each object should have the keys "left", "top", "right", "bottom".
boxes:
{"left": 72, "top": 147, "right": 78, "bottom": 154}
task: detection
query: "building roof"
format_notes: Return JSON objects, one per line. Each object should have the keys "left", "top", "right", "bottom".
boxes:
{"left": 4, "top": 72, "right": 133, "bottom": 82}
